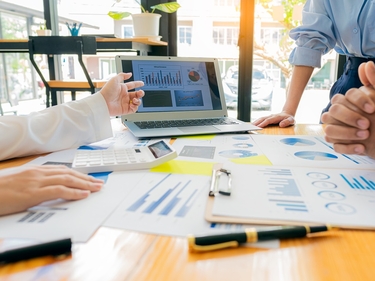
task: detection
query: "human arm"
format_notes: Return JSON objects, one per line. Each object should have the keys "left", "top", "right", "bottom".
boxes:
{"left": 253, "top": 65, "right": 314, "bottom": 128}
{"left": 0, "top": 165, "right": 104, "bottom": 216}
{"left": 322, "top": 61, "right": 375, "bottom": 158}
{"left": 0, "top": 73, "right": 144, "bottom": 161}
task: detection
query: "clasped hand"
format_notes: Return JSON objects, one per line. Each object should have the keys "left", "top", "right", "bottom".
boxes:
{"left": 322, "top": 61, "right": 375, "bottom": 158}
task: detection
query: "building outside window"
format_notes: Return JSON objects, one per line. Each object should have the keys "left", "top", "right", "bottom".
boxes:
{"left": 178, "top": 26, "right": 192, "bottom": 45}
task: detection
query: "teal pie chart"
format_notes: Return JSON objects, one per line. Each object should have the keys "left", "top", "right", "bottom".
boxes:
{"left": 280, "top": 138, "right": 315, "bottom": 146}
{"left": 294, "top": 151, "right": 338, "bottom": 161}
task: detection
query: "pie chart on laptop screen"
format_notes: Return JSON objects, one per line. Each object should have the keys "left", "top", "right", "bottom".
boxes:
{"left": 294, "top": 151, "right": 338, "bottom": 161}
{"left": 188, "top": 70, "right": 200, "bottom": 82}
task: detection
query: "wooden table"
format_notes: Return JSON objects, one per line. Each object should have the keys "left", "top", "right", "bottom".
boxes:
{"left": 1, "top": 124, "right": 375, "bottom": 281}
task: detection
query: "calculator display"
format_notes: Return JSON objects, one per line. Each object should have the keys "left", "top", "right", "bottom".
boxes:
{"left": 148, "top": 141, "right": 173, "bottom": 158}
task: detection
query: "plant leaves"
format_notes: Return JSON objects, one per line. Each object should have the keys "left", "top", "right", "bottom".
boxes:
{"left": 151, "top": 2, "right": 181, "bottom": 13}
{"left": 107, "top": 11, "right": 132, "bottom": 20}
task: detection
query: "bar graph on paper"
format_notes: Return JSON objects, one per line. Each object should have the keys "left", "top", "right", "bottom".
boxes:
{"left": 103, "top": 173, "right": 220, "bottom": 237}
{"left": 340, "top": 174, "right": 375, "bottom": 191}
{"left": 259, "top": 168, "right": 309, "bottom": 213}
{"left": 126, "top": 174, "right": 199, "bottom": 218}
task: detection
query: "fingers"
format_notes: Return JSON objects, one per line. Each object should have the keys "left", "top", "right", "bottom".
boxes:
{"left": 37, "top": 185, "right": 91, "bottom": 203}
{"left": 365, "top": 61, "right": 375, "bottom": 87}
{"left": 117, "top": 72, "right": 145, "bottom": 90}
{"left": 28, "top": 166, "right": 104, "bottom": 202}
{"left": 279, "top": 116, "right": 295, "bottom": 128}
{"left": 125, "top": 80, "right": 145, "bottom": 91}
{"left": 253, "top": 114, "right": 295, "bottom": 128}
{"left": 346, "top": 86, "right": 375, "bottom": 114}
{"left": 38, "top": 165, "right": 104, "bottom": 184}
{"left": 324, "top": 124, "right": 369, "bottom": 141}
{"left": 332, "top": 143, "right": 366, "bottom": 156}
{"left": 118, "top": 72, "right": 133, "bottom": 81}
{"left": 359, "top": 61, "right": 375, "bottom": 88}
{"left": 322, "top": 103, "right": 370, "bottom": 129}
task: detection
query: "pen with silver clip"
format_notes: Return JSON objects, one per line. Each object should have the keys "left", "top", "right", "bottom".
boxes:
{"left": 187, "top": 225, "right": 333, "bottom": 252}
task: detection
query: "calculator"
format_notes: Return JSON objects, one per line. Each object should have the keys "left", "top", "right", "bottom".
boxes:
{"left": 72, "top": 140, "right": 177, "bottom": 174}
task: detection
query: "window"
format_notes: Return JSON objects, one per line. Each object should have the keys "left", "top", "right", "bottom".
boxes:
{"left": 214, "top": 0, "right": 237, "bottom": 6}
{"left": 178, "top": 26, "right": 192, "bottom": 45}
{"left": 122, "top": 25, "right": 133, "bottom": 38}
{"left": 212, "top": 27, "right": 238, "bottom": 45}
{"left": 261, "top": 28, "right": 282, "bottom": 46}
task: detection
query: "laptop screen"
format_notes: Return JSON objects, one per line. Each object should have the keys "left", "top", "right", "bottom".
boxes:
{"left": 117, "top": 57, "right": 223, "bottom": 113}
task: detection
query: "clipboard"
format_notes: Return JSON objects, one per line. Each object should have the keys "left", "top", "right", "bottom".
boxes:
{"left": 204, "top": 195, "right": 315, "bottom": 226}
{"left": 204, "top": 163, "right": 338, "bottom": 228}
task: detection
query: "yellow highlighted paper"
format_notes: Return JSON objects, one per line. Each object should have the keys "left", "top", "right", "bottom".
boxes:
{"left": 151, "top": 160, "right": 214, "bottom": 175}
{"left": 176, "top": 135, "right": 216, "bottom": 140}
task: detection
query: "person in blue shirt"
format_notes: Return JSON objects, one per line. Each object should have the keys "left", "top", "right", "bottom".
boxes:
{"left": 254, "top": 0, "right": 375, "bottom": 128}
{"left": 322, "top": 61, "right": 375, "bottom": 159}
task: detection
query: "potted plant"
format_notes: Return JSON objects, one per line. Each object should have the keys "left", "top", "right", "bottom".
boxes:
{"left": 36, "top": 20, "right": 52, "bottom": 36}
{"left": 108, "top": 1, "right": 180, "bottom": 38}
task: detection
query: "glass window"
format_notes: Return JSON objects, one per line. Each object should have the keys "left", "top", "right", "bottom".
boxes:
{"left": 122, "top": 25, "right": 133, "bottom": 38}
{"left": 178, "top": 26, "right": 192, "bottom": 45}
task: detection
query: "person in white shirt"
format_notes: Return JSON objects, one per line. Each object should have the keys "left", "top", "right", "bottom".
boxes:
{"left": 0, "top": 72, "right": 144, "bottom": 216}
{"left": 322, "top": 61, "right": 375, "bottom": 159}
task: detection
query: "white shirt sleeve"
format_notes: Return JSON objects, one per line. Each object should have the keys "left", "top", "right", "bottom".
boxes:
{"left": 0, "top": 93, "right": 113, "bottom": 161}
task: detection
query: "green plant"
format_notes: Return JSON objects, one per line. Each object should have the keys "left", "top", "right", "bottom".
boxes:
{"left": 108, "top": 0, "right": 180, "bottom": 20}
{"left": 39, "top": 20, "right": 47, "bottom": 30}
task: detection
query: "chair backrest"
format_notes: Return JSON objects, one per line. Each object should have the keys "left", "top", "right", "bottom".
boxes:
{"left": 28, "top": 36, "right": 97, "bottom": 55}
{"left": 28, "top": 36, "right": 97, "bottom": 89}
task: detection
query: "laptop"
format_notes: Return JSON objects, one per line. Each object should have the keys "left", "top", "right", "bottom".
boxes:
{"left": 115, "top": 55, "right": 261, "bottom": 138}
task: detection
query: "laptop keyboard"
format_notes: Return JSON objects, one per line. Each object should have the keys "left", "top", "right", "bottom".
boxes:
{"left": 134, "top": 118, "right": 239, "bottom": 129}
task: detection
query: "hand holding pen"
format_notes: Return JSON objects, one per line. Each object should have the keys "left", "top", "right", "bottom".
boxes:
{"left": 188, "top": 225, "right": 333, "bottom": 252}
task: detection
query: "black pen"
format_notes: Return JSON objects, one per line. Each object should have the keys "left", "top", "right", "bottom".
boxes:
{"left": 0, "top": 238, "right": 72, "bottom": 264}
{"left": 188, "top": 225, "right": 333, "bottom": 252}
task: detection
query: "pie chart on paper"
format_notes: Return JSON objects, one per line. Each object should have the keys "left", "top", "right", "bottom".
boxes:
{"left": 280, "top": 137, "right": 315, "bottom": 146}
{"left": 219, "top": 150, "right": 257, "bottom": 158}
{"left": 294, "top": 151, "right": 338, "bottom": 161}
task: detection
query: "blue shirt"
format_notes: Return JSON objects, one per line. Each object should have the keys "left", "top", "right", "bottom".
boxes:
{"left": 289, "top": 0, "right": 375, "bottom": 68}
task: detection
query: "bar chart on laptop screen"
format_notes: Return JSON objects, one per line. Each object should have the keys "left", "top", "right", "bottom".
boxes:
{"left": 139, "top": 64, "right": 183, "bottom": 87}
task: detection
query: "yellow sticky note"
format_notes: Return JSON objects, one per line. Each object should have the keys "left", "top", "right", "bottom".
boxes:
{"left": 151, "top": 160, "right": 214, "bottom": 175}
{"left": 175, "top": 135, "right": 216, "bottom": 140}
{"left": 230, "top": 154, "right": 272, "bottom": 165}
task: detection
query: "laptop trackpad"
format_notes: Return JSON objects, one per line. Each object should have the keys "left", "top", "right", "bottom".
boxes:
{"left": 178, "top": 126, "right": 220, "bottom": 133}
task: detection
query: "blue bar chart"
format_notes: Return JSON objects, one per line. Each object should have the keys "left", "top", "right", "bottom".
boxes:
{"left": 340, "top": 174, "right": 375, "bottom": 190}
{"left": 258, "top": 168, "right": 308, "bottom": 212}
{"left": 126, "top": 174, "right": 200, "bottom": 218}
{"left": 267, "top": 178, "right": 301, "bottom": 196}
{"left": 139, "top": 66, "right": 182, "bottom": 87}
{"left": 104, "top": 173, "right": 219, "bottom": 237}
{"left": 259, "top": 168, "right": 292, "bottom": 176}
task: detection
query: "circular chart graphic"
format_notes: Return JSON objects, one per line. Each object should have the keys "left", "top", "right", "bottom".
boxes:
{"left": 325, "top": 203, "right": 356, "bottom": 215}
{"left": 233, "top": 143, "right": 253, "bottom": 148}
{"left": 294, "top": 151, "right": 338, "bottom": 161}
{"left": 232, "top": 136, "right": 250, "bottom": 140}
{"left": 280, "top": 138, "right": 316, "bottom": 146}
{"left": 307, "top": 172, "right": 330, "bottom": 180}
{"left": 188, "top": 70, "right": 200, "bottom": 82}
{"left": 312, "top": 181, "right": 337, "bottom": 189}
{"left": 219, "top": 150, "right": 257, "bottom": 158}
{"left": 318, "top": 191, "right": 345, "bottom": 201}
